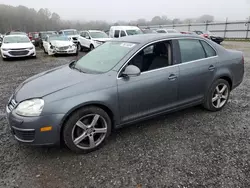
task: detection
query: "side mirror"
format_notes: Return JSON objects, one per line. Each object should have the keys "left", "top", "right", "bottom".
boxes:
{"left": 122, "top": 65, "right": 141, "bottom": 77}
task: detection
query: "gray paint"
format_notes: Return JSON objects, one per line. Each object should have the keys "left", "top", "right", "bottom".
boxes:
{"left": 6, "top": 34, "right": 244, "bottom": 145}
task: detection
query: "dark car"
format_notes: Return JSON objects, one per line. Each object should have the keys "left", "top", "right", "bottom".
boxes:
{"left": 193, "top": 31, "right": 224, "bottom": 44}
{"left": 28, "top": 32, "right": 40, "bottom": 47}
{"left": 6, "top": 34, "right": 244, "bottom": 153}
{"left": 38, "top": 31, "right": 57, "bottom": 48}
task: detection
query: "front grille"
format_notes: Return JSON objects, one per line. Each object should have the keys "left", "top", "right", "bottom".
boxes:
{"left": 9, "top": 48, "right": 27, "bottom": 50}
{"left": 13, "top": 128, "right": 35, "bottom": 142}
{"left": 9, "top": 50, "right": 29, "bottom": 56}
{"left": 58, "top": 46, "right": 69, "bottom": 51}
{"left": 8, "top": 99, "right": 17, "bottom": 111}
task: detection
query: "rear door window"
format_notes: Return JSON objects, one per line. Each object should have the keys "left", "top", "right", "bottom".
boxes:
{"left": 120, "top": 30, "right": 126, "bottom": 37}
{"left": 200, "top": 40, "right": 217, "bottom": 57}
{"left": 114, "top": 30, "right": 120, "bottom": 38}
{"left": 178, "top": 39, "right": 206, "bottom": 63}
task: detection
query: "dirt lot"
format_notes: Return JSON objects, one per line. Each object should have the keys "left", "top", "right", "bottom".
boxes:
{"left": 0, "top": 42, "right": 250, "bottom": 188}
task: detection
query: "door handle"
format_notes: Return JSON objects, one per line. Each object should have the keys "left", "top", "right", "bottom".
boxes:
{"left": 208, "top": 65, "right": 215, "bottom": 71}
{"left": 168, "top": 74, "right": 177, "bottom": 81}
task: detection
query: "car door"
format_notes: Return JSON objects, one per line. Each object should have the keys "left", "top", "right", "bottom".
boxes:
{"left": 79, "top": 31, "right": 88, "bottom": 48}
{"left": 85, "top": 32, "right": 92, "bottom": 48}
{"left": 177, "top": 39, "right": 218, "bottom": 105}
{"left": 43, "top": 36, "right": 49, "bottom": 52}
{"left": 117, "top": 40, "right": 179, "bottom": 123}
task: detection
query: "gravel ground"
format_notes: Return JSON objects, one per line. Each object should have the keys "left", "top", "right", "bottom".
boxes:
{"left": 0, "top": 42, "right": 250, "bottom": 188}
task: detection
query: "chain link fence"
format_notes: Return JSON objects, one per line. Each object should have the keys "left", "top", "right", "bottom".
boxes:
{"left": 140, "top": 18, "right": 250, "bottom": 39}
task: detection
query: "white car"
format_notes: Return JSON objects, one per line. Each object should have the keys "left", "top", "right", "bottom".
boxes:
{"left": 156, "top": 29, "right": 179, "bottom": 33}
{"left": 43, "top": 35, "right": 78, "bottom": 56}
{"left": 109, "top": 26, "right": 143, "bottom": 38}
{"left": 78, "top": 30, "right": 110, "bottom": 51}
{"left": 1, "top": 35, "right": 36, "bottom": 60}
{"left": 58, "top": 29, "right": 79, "bottom": 47}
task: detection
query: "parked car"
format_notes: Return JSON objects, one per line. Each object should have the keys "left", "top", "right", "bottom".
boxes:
{"left": 43, "top": 35, "right": 78, "bottom": 56}
{"left": 109, "top": 26, "right": 143, "bottom": 38}
{"left": 38, "top": 31, "right": 57, "bottom": 48}
{"left": 156, "top": 29, "right": 179, "bottom": 33}
{"left": 193, "top": 31, "right": 224, "bottom": 44}
{"left": 28, "top": 32, "right": 40, "bottom": 47}
{"left": 6, "top": 34, "right": 244, "bottom": 153}
{"left": 142, "top": 29, "right": 157, "bottom": 34}
{"left": 0, "top": 35, "right": 2, "bottom": 46}
{"left": 1, "top": 35, "right": 36, "bottom": 60}
{"left": 58, "top": 29, "right": 79, "bottom": 48}
{"left": 78, "top": 30, "right": 110, "bottom": 51}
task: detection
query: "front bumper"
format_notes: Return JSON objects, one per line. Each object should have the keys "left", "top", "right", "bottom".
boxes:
{"left": 6, "top": 106, "right": 64, "bottom": 146}
{"left": 48, "top": 47, "right": 77, "bottom": 55}
{"left": 1, "top": 48, "right": 36, "bottom": 58}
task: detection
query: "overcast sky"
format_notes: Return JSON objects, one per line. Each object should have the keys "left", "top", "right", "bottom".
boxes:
{"left": 0, "top": 0, "right": 249, "bottom": 22}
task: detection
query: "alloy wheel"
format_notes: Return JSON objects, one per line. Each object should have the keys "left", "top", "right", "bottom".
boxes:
{"left": 212, "top": 83, "right": 229, "bottom": 108}
{"left": 71, "top": 114, "right": 108, "bottom": 150}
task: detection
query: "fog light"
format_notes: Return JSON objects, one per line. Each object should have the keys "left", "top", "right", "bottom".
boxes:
{"left": 40, "top": 126, "right": 52, "bottom": 132}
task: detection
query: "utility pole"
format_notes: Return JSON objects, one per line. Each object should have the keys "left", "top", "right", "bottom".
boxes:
{"left": 246, "top": 16, "right": 250, "bottom": 39}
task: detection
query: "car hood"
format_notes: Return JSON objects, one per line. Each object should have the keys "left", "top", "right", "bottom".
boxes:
{"left": 50, "top": 40, "right": 74, "bottom": 47}
{"left": 93, "top": 38, "right": 111, "bottom": 42}
{"left": 1, "top": 42, "right": 33, "bottom": 49}
{"left": 14, "top": 64, "right": 99, "bottom": 102}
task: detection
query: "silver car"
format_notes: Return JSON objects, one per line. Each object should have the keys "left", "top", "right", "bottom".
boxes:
{"left": 6, "top": 34, "right": 244, "bottom": 153}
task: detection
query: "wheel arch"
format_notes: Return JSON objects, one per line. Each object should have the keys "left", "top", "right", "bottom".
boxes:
{"left": 59, "top": 102, "right": 115, "bottom": 142}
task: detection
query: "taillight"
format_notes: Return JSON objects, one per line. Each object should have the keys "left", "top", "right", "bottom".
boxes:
{"left": 202, "top": 34, "right": 209, "bottom": 38}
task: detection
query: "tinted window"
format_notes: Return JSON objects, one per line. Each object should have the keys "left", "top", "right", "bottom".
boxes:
{"left": 58, "top": 31, "right": 62, "bottom": 35}
{"left": 200, "top": 41, "right": 216, "bottom": 57}
{"left": 178, "top": 39, "right": 206, "bottom": 63}
{"left": 114, "top": 30, "right": 120, "bottom": 38}
{"left": 120, "top": 30, "right": 126, "bottom": 37}
{"left": 80, "top": 32, "right": 86, "bottom": 37}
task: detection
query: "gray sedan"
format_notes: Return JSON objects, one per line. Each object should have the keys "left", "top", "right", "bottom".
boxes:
{"left": 6, "top": 34, "right": 244, "bottom": 153}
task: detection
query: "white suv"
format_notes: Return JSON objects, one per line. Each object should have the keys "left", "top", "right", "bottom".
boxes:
{"left": 78, "top": 30, "right": 110, "bottom": 51}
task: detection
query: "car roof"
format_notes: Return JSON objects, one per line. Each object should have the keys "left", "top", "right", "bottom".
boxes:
{"left": 4, "top": 34, "right": 28, "bottom": 38}
{"left": 110, "top": 33, "right": 202, "bottom": 44}
{"left": 110, "top": 26, "right": 140, "bottom": 30}
{"left": 88, "top": 30, "right": 104, "bottom": 32}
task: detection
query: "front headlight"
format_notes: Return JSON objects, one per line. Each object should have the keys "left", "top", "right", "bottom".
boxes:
{"left": 15, "top": 99, "right": 44, "bottom": 116}
{"left": 1, "top": 48, "right": 9, "bottom": 51}
{"left": 28, "top": 47, "right": 34, "bottom": 50}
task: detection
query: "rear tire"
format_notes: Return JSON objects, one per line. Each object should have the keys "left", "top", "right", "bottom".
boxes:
{"left": 63, "top": 106, "right": 112, "bottom": 153}
{"left": 89, "top": 44, "right": 94, "bottom": 51}
{"left": 203, "top": 79, "right": 230, "bottom": 111}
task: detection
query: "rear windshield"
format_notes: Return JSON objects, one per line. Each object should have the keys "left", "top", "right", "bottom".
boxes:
{"left": 74, "top": 42, "right": 136, "bottom": 73}
{"left": 49, "top": 36, "right": 69, "bottom": 41}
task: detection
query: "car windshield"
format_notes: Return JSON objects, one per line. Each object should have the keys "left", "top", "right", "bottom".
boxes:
{"left": 63, "top": 30, "right": 78, "bottom": 35}
{"left": 126, "top": 29, "right": 143, "bottom": 36}
{"left": 49, "top": 36, "right": 69, "bottom": 42}
{"left": 10, "top": 32, "right": 26, "bottom": 35}
{"left": 74, "top": 41, "right": 136, "bottom": 73}
{"left": 89, "top": 31, "right": 108, "bottom": 38}
{"left": 4, "top": 36, "right": 30, "bottom": 43}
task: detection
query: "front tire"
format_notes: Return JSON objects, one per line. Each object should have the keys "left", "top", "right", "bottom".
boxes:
{"left": 89, "top": 44, "right": 94, "bottom": 51}
{"left": 203, "top": 79, "right": 230, "bottom": 111}
{"left": 63, "top": 106, "right": 112, "bottom": 153}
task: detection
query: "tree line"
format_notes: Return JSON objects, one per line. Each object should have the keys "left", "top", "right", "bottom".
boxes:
{"left": 0, "top": 4, "right": 215, "bottom": 33}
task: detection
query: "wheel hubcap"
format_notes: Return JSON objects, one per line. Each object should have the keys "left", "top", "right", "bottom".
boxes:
{"left": 72, "top": 114, "right": 107, "bottom": 149}
{"left": 212, "top": 83, "right": 229, "bottom": 108}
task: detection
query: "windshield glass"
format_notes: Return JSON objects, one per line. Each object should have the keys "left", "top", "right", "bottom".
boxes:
{"left": 74, "top": 42, "right": 136, "bottom": 73}
{"left": 89, "top": 31, "right": 108, "bottom": 38}
{"left": 49, "top": 36, "right": 69, "bottom": 41}
{"left": 4, "top": 36, "right": 30, "bottom": 43}
{"left": 63, "top": 30, "right": 78, "bottom": 35}
{"left": 126, "top": 29, "right": 143, "bottom": 36}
